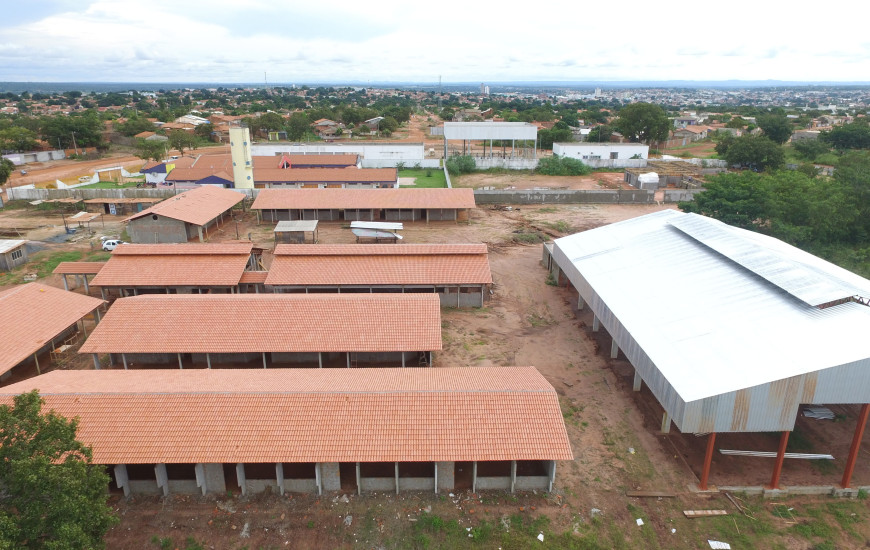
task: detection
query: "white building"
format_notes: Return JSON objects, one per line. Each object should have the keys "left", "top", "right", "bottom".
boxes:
{"left": 553, "top": 142, "right": 649, "bottom": 161}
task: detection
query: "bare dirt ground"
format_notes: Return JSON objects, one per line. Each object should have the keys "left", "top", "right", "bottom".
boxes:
{"left": 3, "top": 197, "right": 870, "bottom": 548}
{"left": 454, "top": 171, "right": 632, "bottom": 190}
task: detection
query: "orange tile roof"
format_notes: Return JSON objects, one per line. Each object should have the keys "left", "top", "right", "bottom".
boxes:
{"left": 251, "top": 188, "right": 476, "bottom": 210}
{"left": 238, "top": 271, "right": 268, "bottom": 284}
{"left": 80, "top": 293, "right": 441, "bottom": 354}
{"left": 52, "top": 261, "right": 106, "bottom": 275}
{"left": 0, "top": 368, "right": 572, "bottom": 463}
{"left": 0, "top": 284, "right": 104, "bottom": 376}
{"left": 267, "top": 244, "right": 492, "bottom": 286}
{"left": 253, "top": 154, "right": 359, "bottom": 169}
{"left": 125, "top": 186, "right": 244, "bottom": 226}
{"left": 255, "top": 167, "right": 397, "bottom": 184}
{"left": 91, "top": 243, "right": 252, "bottom": 287}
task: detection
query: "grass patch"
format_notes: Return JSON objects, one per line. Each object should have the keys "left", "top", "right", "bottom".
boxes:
{"left": 541, "top": 219, "right": 573, "bottom": 233}
{"left": 511, "top": 230, "right": 547, "bottom": 244}
{"left": 399, "top": 169, "right": 447, "bottom": 188}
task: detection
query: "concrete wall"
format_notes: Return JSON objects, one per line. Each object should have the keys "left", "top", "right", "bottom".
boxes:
{"left": 127, "top": 214, "right": 189, "bottom": 243}
{"left": 0, "top": 246, "right": 28, "bottom": 271}
{"left": 3, "top": 149, "right": 66, "bottom": 165}
{"left": 285, "top": 478, "right": 318, "bottom": 493}
{"left": 128, "top": 480, "right": 162, "bottom": 495}
{"left": 438, "top": 288, "right": 484, "bottom": 308}
{"left": 437, "top": 461, "right": 454, "bottom": 492}
{"left": 474, "top": 189, "right": 653, "bottom": 205}
{"left": 252, "top": 143, "right": 425, "bottom": 162}
{"left": 554, "top": 143, "right": 649, "bottom": 161}
{"left": 363, "top": 159, "right": 439, "bottom": 169}
{"left": 473, "top": 157, "right": 539, "bottom": 170}
{"left": 515, "top": 476, "right": 550, "bottom": 490}
{"left": 581, "top": 158, "right": 648, "bottom": 169}
{"left": 360, "top": 477, "right": 395, "bottom": 492}
{"left": 321, "top": 462, "right": 341, "bottom": 492}
{"left": 425, "top": 208, "right": 459, "bottom": 221}
{"left": 663, "top": 188, "right": 704, "bottom": 203}
{"left": 398, "top": 477, "right": 435, "bottom": 491}
{"left": 202, "top": 463, "right": 226, "bottom": 494}
{"left": 476, "top": 476, "right": 511, "bottom": 490}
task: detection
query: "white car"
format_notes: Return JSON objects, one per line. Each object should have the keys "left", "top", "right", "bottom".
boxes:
{"left": 101, "top": 239, "right": 127, "bottom": 251}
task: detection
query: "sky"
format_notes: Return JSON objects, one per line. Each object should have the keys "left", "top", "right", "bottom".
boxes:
{"left": 1, "top": 0, "right": 868, "bottom": 84}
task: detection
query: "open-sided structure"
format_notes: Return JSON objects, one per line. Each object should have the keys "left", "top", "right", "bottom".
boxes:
{"left": 252, "top": 188, "right": 475, "bottom": 222}
{"left": 125, "top": 186, "right": 244, "bottom": 243}
{"left": 90, "top": 243, "right": 256, "bottom": 297}
{"left": 549, "top": 210, "right": 870, "bottom": 490}
{"left": 80, "top": 293, "right": 442, "bottom": 369}
{"left": 0, "top": 368, "right": 571, "bottom": 496}
{"left": 0, "top": 283, "right": 104, "bottom": 381}
{"left": 52, "top": 261, "right": 106, "bottom": 294}
{"left": 266, "top": 244, "right": 492, "bottom": 307}
{"left": 443, "top": 122, "right": 538, "bottom": 159}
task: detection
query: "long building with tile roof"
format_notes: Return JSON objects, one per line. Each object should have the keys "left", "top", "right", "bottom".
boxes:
{"left": 125, "top": 185, "right": 244, "bottom": 243}
{"left": 0, "top": 367, "right": 571, "bottom": 496}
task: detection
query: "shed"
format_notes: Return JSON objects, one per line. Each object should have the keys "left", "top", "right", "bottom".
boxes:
{"left": 125, "top": 186, "right": 244, "bottom": 243}
{"left": 0, "top": 368, "right": 572, "bottom": 496}
{"left": 274, "top": 220, "right": 318, "bottom": 244}
{"left": 0, "top": 239, "right": 28, "bottom": 271}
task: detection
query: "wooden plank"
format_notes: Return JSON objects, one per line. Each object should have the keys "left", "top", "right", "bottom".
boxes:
{"left": 684, "top": 510, "right": 728, "bottom": 518}
{"left": 626, "top": 491, "right": 676, "bottom": 498}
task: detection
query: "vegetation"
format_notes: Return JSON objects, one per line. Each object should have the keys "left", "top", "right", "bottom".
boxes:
{"left": 445, "top": 155, "right": 476, "bottom": 175}
{"left": 757, "top": 113, "right": 793, "bottom": 144}
{"left": 0, "top": 158, "right": 13, "bottom": 184}
{"left": 134, "top": 138, "right": 166, "bottom": 162}
{"left": 0, "top": 390, "right": 117, "bottom": 548}
{"left": 820, "top": 120, "right": 870, "bottom": 150}
{"left": 536, "top": 155, "right": 593, "bottom": 176}
{"left": 398, "top": 168, "right": 446, "bottom": 188}
{"left": 613, "top": 102, "right": 670, "bottom": 144}
{"left": 168, "top": 130, "right": 197, "bottom": 157}
{"left": 716, "top": 134, "right": 785, "bottom": 171}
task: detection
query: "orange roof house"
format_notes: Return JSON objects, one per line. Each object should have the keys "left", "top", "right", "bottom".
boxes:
{"left": 0, "top": 367, "right": 572, "bottom": 495}
{"left": 267, "top": 244, "right": 492, "bottom": 307}
{"left": 252, "top": 188, "right": 475, "bottom": 223}
{"left": 0, "top": 283, "right": 104, "bottom": 380}
{"left": 80, "top": 293, "right": 441, "bottom": 368}
{"left": 125, "top": 186, "right": 244, "bottom": 243}
{"left": 90, "top": 243, "right": 254, "bottom": 292}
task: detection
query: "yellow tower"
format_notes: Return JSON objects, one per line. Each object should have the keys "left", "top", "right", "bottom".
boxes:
{"left": 230, "top": 126, "right": 254, "bottom": 189}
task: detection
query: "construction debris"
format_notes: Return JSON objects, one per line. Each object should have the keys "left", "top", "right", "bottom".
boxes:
{"left": 803, "top": 406, "right": 835, "bottom": 420}
{"left": 684, "top": 510, "right": 728, "bottom": 518}
{"left": 719, "top": 449, "right": 834, "bottom": 460}
{"left": 708, "top": 541, "right": 731, "bottom": 550}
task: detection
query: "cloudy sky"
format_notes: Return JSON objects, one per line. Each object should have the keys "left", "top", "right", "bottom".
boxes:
{"left": 1, "top": 0, "right": 868, "bottom": 84}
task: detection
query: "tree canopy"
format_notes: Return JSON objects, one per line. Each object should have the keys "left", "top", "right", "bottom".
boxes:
{"left": 717, "top": 135, "right": 785, "bottom": 172}
{"left": 168, "top": 130, "right": 197, "bottom": 157}
{"left": 0, "top": 127, "right": 38, "bottom": 152}
{"left": 134, "top": 139, "right": 165, "bottom": 162}
{"left": 0, "top": 390, "right": 117, "bottom": 549}
{"left": 0, "top": 158, "right": 14, "bottom": 185}
{"left": 613, "top": 103, "right": 670, "bottom": 144}
{"left": 757, "top": 114, "right": 793, "bottom": 144}
{"left": 820, "top": 121, "right": 870, "bottom": 150}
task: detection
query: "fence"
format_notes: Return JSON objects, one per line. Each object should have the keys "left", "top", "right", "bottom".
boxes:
{"left": 473, "top": 189, "right": 653, "bottom": 205}
{"left": 473, "top": 157, "right": 539, "bottom": 170}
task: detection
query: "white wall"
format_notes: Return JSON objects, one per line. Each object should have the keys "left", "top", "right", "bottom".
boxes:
{"left": 554, "top": 143, "right": 649, "bottom": 160}
{"left": 252, "top": 143, "right": 425, "bottom": 162}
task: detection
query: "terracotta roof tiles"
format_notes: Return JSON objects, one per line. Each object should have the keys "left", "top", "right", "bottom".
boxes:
{"left": 80, "top": 293, "right": 441, "bottom": 354}
{"left": 0, "top": 368, "right": 573, "bottom": 464}
{"left": 125, "top": 186, "right": 244, "bottom": 226}
{"left": 254, "top": 167, "right": 396, "bottom": 184}
{"left": 251, "top": 188, "right": 476, "bottom": 210}
{"left": 52, "top": 261, "right": 106, "bottom": 275}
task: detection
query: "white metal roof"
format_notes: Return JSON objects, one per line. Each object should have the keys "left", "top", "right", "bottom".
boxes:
{"left": 443, "top": 122, "right": 538, "bottom": 141}
{"left": 274, "top": 220, "right": 318, "bottom": 233}
{"left": 352, "top": 228, "right": 402, "bottom": 240}
{"left": 553, "top": 210, "right": 870, "bottom": 432}
{"left": 0, "top": 240, "right": 25, "bottom": 254}
{"left": 350, "top": 221, "right": 403, "bottom": 231}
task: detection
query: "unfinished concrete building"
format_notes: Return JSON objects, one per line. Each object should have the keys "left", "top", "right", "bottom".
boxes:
{"left": 252, "top": 188, "right": 475, "bottom": 223}
{"left": 90, "top": 243, "right": 259, "bottom": 298}
{"left": 125, "top": 186, "right": 244, "bottom": 243}
{"left": 0, "top": 240, "right": 28, "bottom": 271}
{"left": 80, "top": 293, "right": 442, "bottom": 369}
{"left": 266, "top": 244, "right": 492, "bottom": 307}
{"left": 0, "top": 283, "right": 104, "bottom": 382}
{"left": 0, "top": 368, "right": 572, "bottom": 496}
{"left": 549, "top": 210, "right": 870, "bottom": 495}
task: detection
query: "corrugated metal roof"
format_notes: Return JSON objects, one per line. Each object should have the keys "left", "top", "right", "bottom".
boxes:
{"left": 274, "top": 220, "right": 318, "bottom": 232}
{"left": 444, "top": 122, "right": 538, "bottom": 140}
{"left": 553, "top": 210, "right": 870, "bottom": 432}
{"left": 0, "top": 368, "right": 573, "bottom": 464}
{"left": 0, "top": 239, "right": 26, "bottom": 254}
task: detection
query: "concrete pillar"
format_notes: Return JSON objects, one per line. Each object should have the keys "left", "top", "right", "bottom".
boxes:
{"left": 395, "top": 462, "right": 399, "bottom": 495}
{"left": 94, "top": 308, "right": 101, "bottom": 324}
{"left": 347, "top": 353, "right": 351, "bottom": 368}
{"left": 197, "top": 226, "right": 204, "bottom": 243}
{"left": 610, "top": 339, "right": 619, "bottom": 359}
{"left": 236, "top": 463, "right": 247, "bottom": 496}
{"left": 661, "top": 412, "right": 671, "bottom": 434}
{"left": 122, "top": 353, "right": 128, "bottom": 370}
{"left": 472, "top": 461, "right": 477, "bottom": 494}
{"left": 114, "top": 464, "right": 130, "bottom": 497}
{"left": 633, "top": 370, "right": 642, "bottom": 392}
{"left": 62, "top": 275, "right": 69, "bottom": 291}
{"left": 548, "top": 460, "right": 556, "bottom": 492}
{"left": 206, "top": 353, "right": 212, "bottom": 369}
{"left": 401, "top": 352, "right": 405, "bottom": 368}
{"left": 356, "top": 462, "right": 361, "bottom": 496}
{"left": 132, "top": 288, "right": 138, "bottom": 296}
{"left": 92, "top": 353, "right": 100, "bottom": 370}
{"left": 577, "top": 296, "right": 584, "bottom": 310}
{"left": 436, "top": 461, "right": 454, "bottom": 493}
{"left": 155, "top": 463, "right": 169, "bottom": 496}
{"left": 195, "top": 463, "right": 207, "bottom": 496}
{"left": 262, "top": 352, "right": 267, "bottom": 369}
{"left": 33, "top": 352, "right": 40, "bottom": 375}
{"left": 178, "top": 353, "right": 183, "bottom": 369}
{"left": 320, "top": 462, "right": 340, "bottom": 492}
{"left": 276, "top": 463, "right": 285, "bottom": 496}
{"left": 434, "top": 462, "right": 438, "bottom": 494}
{"left": 83, "top": 276, "right": 90, "bottom": 294}
{"left": 510, "top": 460, "right": 517, "bottom": 493}
{"left": 80, "top": 318, "right": 88, "bottom": 339}
{"left": 100, "top": 288, "right": 107, "bottom": 302}
{"left": 315, "top": 463, "right": 323, "bottom": 495}
{"left": 318, "top": 352, "right": 323, "bottom": 368}
{"left": 592, "top": 315, "right": 600, "bottom": 332}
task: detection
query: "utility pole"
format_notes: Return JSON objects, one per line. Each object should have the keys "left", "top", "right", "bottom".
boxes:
{"left": 71, "top": 132, "right": 78, "bottom": 155}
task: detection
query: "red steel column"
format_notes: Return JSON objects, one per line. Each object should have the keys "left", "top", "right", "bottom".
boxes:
{"left": 699, "top": 432, "right": 716, "bottom": 490}
{"left": 768, "top": 431, "right": 790, "bottom": 489}
{"left": 841, "top": 403, "right": 870, "bottom": 488}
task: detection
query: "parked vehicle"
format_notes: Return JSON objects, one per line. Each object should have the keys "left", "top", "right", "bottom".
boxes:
{"left": 101, "top": 239, "right": 127, "bottom": 251}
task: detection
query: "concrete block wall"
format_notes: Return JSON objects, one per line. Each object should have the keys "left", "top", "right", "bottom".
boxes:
{"left": 202, "top": 463, "right": 226, "bottom": 494}
{"left": 321, "top": 463, "right": 341, "bottom": 492}
{"left": 515, "top": 476, "right": 550, "bottom": 490}
{"left": 360, "top": 477, "right": 395, "bottom": 492}
{"left": 474, "top": 189, "right": 653, "bottom": 205}
{"left": 128, "top": 480, "right": 162, "bottom": 495}
{"left": 245, "top": 479, "right": 278, "bottom": 494}
{"left": 285, "top": 479, "right": 318, "bottom": 493}
{"left": 399, "top": 477, "right": 435, "bottom": 492}
{"left": 167, "top": 480, "right": 199, "bottom": 493}
{"left": 476, "top": 477, "right": 512, "bottom": 490}
{"left": 128, "top": 215, "right": 188, "bottom": 244}
{"left": 437, "top": 462, "right": 454, "bottom": 492}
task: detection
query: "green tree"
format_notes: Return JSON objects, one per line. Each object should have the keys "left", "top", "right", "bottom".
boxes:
{"left": 0, "top": 158, "right": 14, "bottom": 184}
{"left": 792, "top": 138, "right": 831, "bottom": 162}
{"left": 722, "top": 135, "right": 785, "bottom": 172}
{"left": 820, "top": 121, "right": 870, "bottom": 150}
{"left": 0, "top": 127, "right": 38, "bottom": 152}
{"left": 587, "top": 125, "right": 612, "bottom": 143}
{"left": 286, "top": 113, "right": 310, "bottom": 141}
{"left": 168, "top": 130, "right": 196, "bottom": 157}
{"left": 134, "top": 139, "right": 166, "bottom": 162}
{"left": 757, "top": 114, "right": 793, "bottom": 144}
{"left": 194, "top": 123, "right": 214, "bottom": 140}
{"left": 613, "top": 102, "right": 670, "bottom": 144}
{"left": 0, "top": 390, "right": 117, "bottom": 549}
{"left": 116, "top": 118, "right": 156, "bottom": 137}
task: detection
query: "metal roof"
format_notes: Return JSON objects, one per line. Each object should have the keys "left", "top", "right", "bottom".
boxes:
{"left": 351, "top": 221, "right": 403, "bottom": 231}
{"left": 0, "top": 239, "right": 26, "bottom": 254}
{"left": 352, "top": 228, "right": 402, "bottom": 240}
{"left": 274, "top": 220, "right": 318, "bottom": 233}
{"left": 443, "top": 122, "right": 538, "bottom": 141}
{"left": 552, "top": 210, "right": 870, "bottom": 433}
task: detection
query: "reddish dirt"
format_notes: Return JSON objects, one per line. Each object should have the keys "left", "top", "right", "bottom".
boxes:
{"left": 660, "top": 141, "right": 717, "bottom": 159}
{"left": 455, "top": 171, "right": 634, "bottom": 190}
